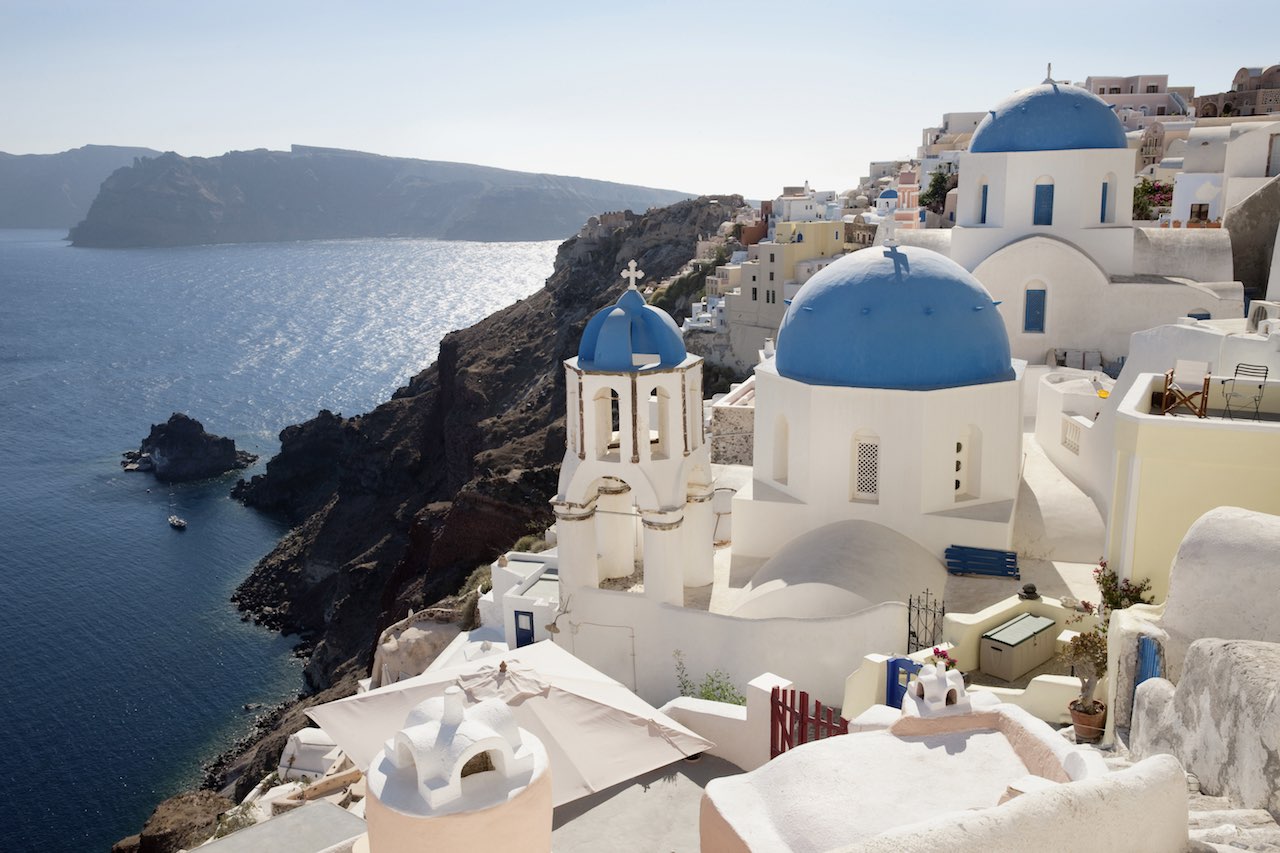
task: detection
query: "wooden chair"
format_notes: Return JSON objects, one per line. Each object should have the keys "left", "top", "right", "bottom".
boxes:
{"left": 1162, "top": 360, "right": 1210, "bottom": 417}
{"left": 1223, "top": 363, "right": 1268, "bottom": 421}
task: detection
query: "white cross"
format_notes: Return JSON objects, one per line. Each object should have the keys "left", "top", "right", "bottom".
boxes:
{"left": 621, "top": 259, "right": 645, "bottom": 289}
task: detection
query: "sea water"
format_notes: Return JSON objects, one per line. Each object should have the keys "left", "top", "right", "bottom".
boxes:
{"left": 0, "top": 230, "right": 556, "bottom": 851}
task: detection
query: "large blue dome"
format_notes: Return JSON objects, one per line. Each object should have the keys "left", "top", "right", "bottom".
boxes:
{"left": 775, "top": 246, "right": 1014, "bottom": 390}
{"left": 578, "top": 288, "right": 686, "bottom": 372}
{"left": 970, "top": 82, "right": 1126, "bottom": 153}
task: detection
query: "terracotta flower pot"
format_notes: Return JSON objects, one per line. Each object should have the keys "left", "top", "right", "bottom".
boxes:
{"left": 1069, "top": 699, "right": 1106, "bottom": 743}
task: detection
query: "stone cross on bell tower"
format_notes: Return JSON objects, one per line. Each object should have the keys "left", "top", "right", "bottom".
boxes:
{"left": 621, "top": 259, "right": 645, "bottom": 290}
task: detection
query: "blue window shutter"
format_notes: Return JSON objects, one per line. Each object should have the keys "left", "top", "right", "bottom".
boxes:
{"left": 980, "top": 184, "right": 988, "bottom": 224}
{"left": 1024, "top": 289, "right": 1046, "bottom": 332}
{"left": 1100, "top": 182, "right": 1109, "bottom": 222}
{"left": 1034, "top": 184, "right": 1054, "bottom": 226}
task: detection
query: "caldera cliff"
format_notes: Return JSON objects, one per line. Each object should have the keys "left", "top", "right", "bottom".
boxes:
{"left": 69, "top": 145, "right": 692, "bottom": 247}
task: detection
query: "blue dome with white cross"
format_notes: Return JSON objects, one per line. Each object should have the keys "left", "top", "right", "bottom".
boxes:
{"left": 970, "top": 82, "right": 1127, "bottom": 153}
{"left": 775, "top": 245, "right": 1014, "bottom": 390}
{"left": 578, "top": 287, "right": 686, "bottom": 372}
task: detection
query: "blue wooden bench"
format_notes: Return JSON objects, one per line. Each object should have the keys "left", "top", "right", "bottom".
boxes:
{"left": 945, "top": 545, "right": 1020, "bottom": 580}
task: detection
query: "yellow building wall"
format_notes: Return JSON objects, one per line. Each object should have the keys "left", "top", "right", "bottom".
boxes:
{"left": 1109, "top": 416, "right": 1280, "bottom": 602}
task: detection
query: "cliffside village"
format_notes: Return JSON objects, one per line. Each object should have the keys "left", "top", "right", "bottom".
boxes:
{"left": 184, "top": 66, "right": 1280, "bottom": 852}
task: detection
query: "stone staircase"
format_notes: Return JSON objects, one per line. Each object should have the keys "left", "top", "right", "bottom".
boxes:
{"left": 1060, "top": 728, "right": 1280, "bottom": 852}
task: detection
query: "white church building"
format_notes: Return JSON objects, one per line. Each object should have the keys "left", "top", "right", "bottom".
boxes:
{"left": 891, "top": 80, "right": 1244, "bottom": 365}
{"left": 477, "top": 245, "right": 1028, "bottom": 708}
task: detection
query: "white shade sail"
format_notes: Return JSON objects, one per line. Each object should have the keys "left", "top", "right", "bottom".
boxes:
{"left": 307, "top": 640, "right": 713, "bottom": 807}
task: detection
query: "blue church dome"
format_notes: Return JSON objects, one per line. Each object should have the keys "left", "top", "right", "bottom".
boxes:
{"left": 775, "top": 246, "right": 1015, "bottom": 390}
{"left": 970, "top": 82, "right": 1126, "bottom": 153}
{"left": 578, "top": 288, "right": 686, "bottom": 372}
{"left": 879, "top": 189, "right": 899, "bottom": 199}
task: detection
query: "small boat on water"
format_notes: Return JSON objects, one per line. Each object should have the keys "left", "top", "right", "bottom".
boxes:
{"left": 168, "top": 515, "right": 188, "bottom": 530}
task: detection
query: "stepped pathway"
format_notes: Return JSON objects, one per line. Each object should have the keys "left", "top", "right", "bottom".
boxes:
{"left": 1061, "top": 730, "right": 1280, "bottom": 852}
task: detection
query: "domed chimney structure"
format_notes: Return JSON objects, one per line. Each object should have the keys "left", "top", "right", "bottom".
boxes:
{"left": 363, "top": 686, "right": 552, "bottom": 853}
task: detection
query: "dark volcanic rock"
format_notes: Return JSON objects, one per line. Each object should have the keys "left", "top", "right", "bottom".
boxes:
{"left": 128, "top": 413, "right": 257, "bottom": 482}
{"left": 229, "top": 195, "right": 744, "bottom": 691}
{"left": 110, "top": 790, "right": 231, "bottom": 853}
{"left": 68, "top": 145, "right": 692, "bottom": 247}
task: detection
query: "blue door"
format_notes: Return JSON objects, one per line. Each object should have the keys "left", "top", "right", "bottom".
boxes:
{"left": 514, "top": 610, "right": 536, "bottom": 647}
{"left": 885, "top": 657, "right": 923, "bottom": 708}
{"left": 1024, "top": 289, "right": 1046, "bottom": 333}
{"left": 1033, "top": 184, "right": 1054, "bottom": 226}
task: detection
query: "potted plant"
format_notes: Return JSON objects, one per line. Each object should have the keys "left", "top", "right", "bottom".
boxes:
{"left": 1062, "top": 628, "right": 1108, "bottom": 741}
{"left": 1061, "top": 560, "right": 1154, "bottom": 742}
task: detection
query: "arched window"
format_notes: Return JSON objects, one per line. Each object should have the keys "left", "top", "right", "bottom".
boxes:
{"left": 851, "top": 430, "right": 880, "bottom": 503}
{"left": 1033, "top": 177, "right": 1054, "bottom": 226}
{"left": 773, "top": 415, "right": 789, "bottom": 484}
{"left": 593, "top": 388, "right": 621, "bottom": 461}
{"left": 955, "top": 426, "right": 982, "bottom": 502}
{"left": 1100, "top": 172, "right": 1117, "bottom": 224}
{"left": 648, "top": 387, "right": 671, "bottom": 460}
{"left": 1024, "top": 281, "right": 1047, "bottom": 334}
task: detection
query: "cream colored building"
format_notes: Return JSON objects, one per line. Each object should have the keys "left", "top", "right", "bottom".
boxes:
{"left": 720, "top": 219, "right": 848, "bottom": 368}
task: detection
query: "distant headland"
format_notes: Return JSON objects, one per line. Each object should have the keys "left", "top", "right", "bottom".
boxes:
{"left": 65, "top": 145, "right": 692, "bottom": 247}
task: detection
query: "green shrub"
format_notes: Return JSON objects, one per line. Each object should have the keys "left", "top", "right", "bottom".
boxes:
{"left": 673, "top": 649, "right": 745, "bottom": 705}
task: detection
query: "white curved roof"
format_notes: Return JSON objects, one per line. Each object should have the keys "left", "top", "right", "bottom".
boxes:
{"left": 730, "top": 521, "right": 947, "bottom": 619}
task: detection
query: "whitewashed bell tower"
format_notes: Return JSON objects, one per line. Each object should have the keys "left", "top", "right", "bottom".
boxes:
{"left": 554, "top": 261, "right": 714, "bottom": 606}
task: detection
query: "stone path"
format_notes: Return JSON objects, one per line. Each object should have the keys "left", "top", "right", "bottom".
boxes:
{"left": 1061, "top": 730, "right": 1280, "bottom": 852}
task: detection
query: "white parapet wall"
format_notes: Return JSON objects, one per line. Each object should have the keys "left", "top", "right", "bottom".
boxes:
{"left": 660, "top": 672, "right": 792, "bottom": 773}
{"left": 832, "top": 753, "right": 1188, "bottom": 853}
{"left": 555, "top": 586, "right": 905, "bottom": 707}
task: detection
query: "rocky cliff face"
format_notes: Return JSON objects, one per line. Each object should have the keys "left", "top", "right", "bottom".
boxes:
{"left": 227, "top": 197, "right": 740, "bottom": 697}
{"left": 68, "top": 145, "right": 692, "bottom": 247}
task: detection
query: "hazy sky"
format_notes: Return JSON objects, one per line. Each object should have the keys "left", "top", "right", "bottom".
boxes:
{"left": 2, "top": 1, "right": 1274, "bottom": 198}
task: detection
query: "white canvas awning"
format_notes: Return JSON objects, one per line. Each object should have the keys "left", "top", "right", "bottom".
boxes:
{"left": 307, "top": 640, "right": 713, "bottom": 807}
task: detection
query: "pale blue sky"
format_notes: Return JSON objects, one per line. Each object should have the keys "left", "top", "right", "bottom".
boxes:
{"left": 2, "top": 1, "right": 1274, "bottom": 198}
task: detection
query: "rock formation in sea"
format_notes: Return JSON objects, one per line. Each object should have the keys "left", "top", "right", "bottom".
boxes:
{"left": 68, "top": 145, "right": 692, "bottom": 247}
{"left": 124, "top": 413, "right": 257, "bottom": 482}
{"left": 117, "top": 195, "right": 742, "bottom": 849}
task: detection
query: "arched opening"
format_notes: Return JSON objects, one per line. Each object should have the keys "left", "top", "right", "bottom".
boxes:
{"left": 1033, "top": 176, "right": 1054, "bottom": 226}
{"left": 773, "top": 415, "right": 789, "bottom": 484}
{"left": 955, "top": 425, "right": 982, "bottom": 502}
{"left": 1023, "top": 281, "right": 1047, "bottom": 334}
{"left": 851, "top": 430, "right": 880, "bottom": 503}
{"left": 648, "top": 387, "right": 671, "bottom": 460}
{"left": 1101, "top": 172, "right": 1118, "bottom": 224}
{"left": 460, "top": 749, "right": 502, "bottom": 778}
{"left": 593, "top": 388, "right": 621, "bottom": 461}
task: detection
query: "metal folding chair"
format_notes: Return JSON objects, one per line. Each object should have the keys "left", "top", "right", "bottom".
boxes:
{"left": 1223, "top": 362, "right": 1268, "bottom": 421}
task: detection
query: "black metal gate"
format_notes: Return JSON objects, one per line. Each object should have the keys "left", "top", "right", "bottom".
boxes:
{"left": 906, "top": 589, "right": 945, "bottom": 653}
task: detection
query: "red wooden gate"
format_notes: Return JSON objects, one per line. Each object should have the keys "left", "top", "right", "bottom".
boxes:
{"left": 770, "top": 686, "right": 849, "bottom": 759}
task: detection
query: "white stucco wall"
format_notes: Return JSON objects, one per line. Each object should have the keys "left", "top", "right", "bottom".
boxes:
{"left": 971, "top": 236, "right": 1241, "bottom": 364}
{"left": 734, "top": 362, "right": 1021, "bottom": 560}
{"left": 952, "top": 148, "right": 1137, "bottom": 275}
{"left": 554, "top": 586, "right": 906, "bottom": 707}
